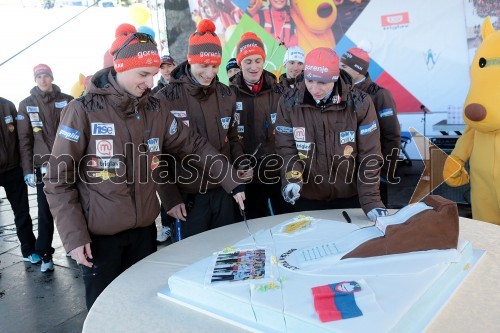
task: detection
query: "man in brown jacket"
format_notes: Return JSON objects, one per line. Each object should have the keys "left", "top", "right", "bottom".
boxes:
{"left": 340, "top": 46, "right": 401, "bottom": 206}
{"left": 229, "top": 32, "right": 291, "bottom": 219}
{"left": 0, "top": 97, "right": 36, "bottom": 263}
{"left": 275, "top": 47, "right": 388, "bottom": 221}
{"left": 17, "top": 64, "right": 73, "bottom": 272}
{"left": 44, "top": 23, "right": 245, "bottom": 310}
{"left": 155, "top": 19, "right": 250, "bottom": 239}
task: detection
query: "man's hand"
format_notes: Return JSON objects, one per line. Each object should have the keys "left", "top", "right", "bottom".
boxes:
{"left": 366, "top": 208, "right": 389, "bottom": 222}
{"left": 237, "top": 169, "right": 253, "bottom": 182}
{"left": 167, "top": 203, "right": 187, "bottom": 221}
{"left": 233, "top": 192, "right": 246, "bottom": 210}
{"left": 282, "top": 183, "right": 300, "bottom": 204}
{"left": 70, "top": 243, "right": 93, "bottom": 268}
{"left": 24, "top": 174, "right": 36, "bottom": 188}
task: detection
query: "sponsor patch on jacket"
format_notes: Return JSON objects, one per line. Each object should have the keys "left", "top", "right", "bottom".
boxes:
{"left": 233, "top": 113, "right": 240, "bottom": 125}
{"left": 29, "top": 113, "right": 40, "bottom": 122}
{"left": 340, "top": 131, "right": 355, "bottom": 144}
{"left": 4, "top": 115, "right": 13, "bottom": 124}
{"left": 182, "top": 120, "right": 189, "bottom": 127}
{"left": 286, "top": 170, "right": 302, "bottom": 180}
{"left": 378, "top": 108, "right": 394, "bottom": 118}
{"left": 344, "top": 145, "right": 354, "bottom": 157}
{"left": 295, "top": 142, "right": 312, "bottom": 151}
{"left": 276, "top": 126, "right": 293, "bottom": 134}
{"left": 8, "top": 124, "right": 15, "bottom": 132}
{"left": 298, "top": 151, "right": 308, "bottom": 160}
{"left": 359, "top": 120, "right": 377, "bottom": 136}
{"left": 55, "top": 101, "right": 68, "bottom": 108}
{"left": 293, "top": 127, "right": 306, "bottom": 141}
{"left": 151, "top": 155, "right": 160, "bottom": 170}
{"left": 170, "top": 110, "right": 187, "bottom": 118}
{"left": 89, "top": 157, "right": 120, "bottom": 169}
{"left": 236, "top": 102, "right": 243, "bottom": 111}
{"left": 221, "top": 117, "right": 231, "bottom": 129}
{"left": 91, "top": 123, "right": 115, "bottom": 136}
{"left": 16, "top": 115, "right": 25, "bottom": 121}
{"left": 270, "top": 113, "right": 277, "bottom": 124}
{"left": 31, "top": 121, "right": 43, "bottom": 128}
{"left": 58, "top": 124, "right": 81, "bottom": 142}
{"left": 89, "top": 170, "right": 116, "bottom": 180}
{"left": 26, "top": 106, "right": 39, "bottom": 113}
{"left": 33, "top": 127, "right": 42, "bottom": 133}
{"left": 238, "top": 125, "right": 245, "bottom": 133}
{"left": 96, "top": 139, "right": 113, "bottom": 158}
{"left": 169, "top": 119, "right": 177, "bottom": 135}
{"left": 147, "top": 138, "right": 160, "bottom": 152}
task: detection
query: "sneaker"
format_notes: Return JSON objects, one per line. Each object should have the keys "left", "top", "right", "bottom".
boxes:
{"left": 23, "top": 253, "right": 42, "bottom": 264}
{"left": 41, "top": 259, "right": 54, "bottom": 272}
{"left": 156, "top": 226, "right": 172, "bottom": 242}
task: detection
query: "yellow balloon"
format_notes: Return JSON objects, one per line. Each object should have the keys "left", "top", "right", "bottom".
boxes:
{"left": 129, "top": 3, "right": 151, "bottom": 26}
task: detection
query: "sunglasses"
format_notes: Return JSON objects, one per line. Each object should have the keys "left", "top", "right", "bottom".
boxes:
{"left": 114, "top": 33, "right": 157, "bottom": 60}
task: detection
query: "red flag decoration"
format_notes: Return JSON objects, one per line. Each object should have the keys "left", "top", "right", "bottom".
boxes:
{"left": 311, "top": 281, "right": 362, "bottom": 322}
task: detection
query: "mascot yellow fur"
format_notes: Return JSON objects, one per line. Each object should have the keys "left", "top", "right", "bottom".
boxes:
{"left": 290, "top": 0, "right": 337, "bottom": 54}
{"left": 443, "top": 17, "right": 500, "bottom": 225}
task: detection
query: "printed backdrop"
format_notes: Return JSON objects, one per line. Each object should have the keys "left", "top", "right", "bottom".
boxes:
{"left": 176, "top": 0, "right": 500, "bottom": 113}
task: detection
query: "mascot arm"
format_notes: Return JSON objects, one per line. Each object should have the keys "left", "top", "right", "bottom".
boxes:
{"left": 443, "top": 126, "right": 474, "bottom": 187}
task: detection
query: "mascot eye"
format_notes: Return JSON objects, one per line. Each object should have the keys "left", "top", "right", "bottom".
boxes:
{"left": 479, "top": 57, "right": 487, "bottom": 68}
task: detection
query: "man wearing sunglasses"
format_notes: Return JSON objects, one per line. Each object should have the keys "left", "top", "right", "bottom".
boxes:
{"left": 43, "top": 23, "right": 246, "bottom": 310}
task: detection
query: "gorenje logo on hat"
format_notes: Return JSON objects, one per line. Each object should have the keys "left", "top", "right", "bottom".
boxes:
{"left": 304, "top": 64, "right": 329, "bottom": 74}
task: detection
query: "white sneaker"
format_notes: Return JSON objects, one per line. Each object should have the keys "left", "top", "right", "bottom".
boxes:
{"left": 156, "top": 226, "right": 172, "bottom": 242}
{"left": 41, "top": 259, "right": 54, "bottom": 272}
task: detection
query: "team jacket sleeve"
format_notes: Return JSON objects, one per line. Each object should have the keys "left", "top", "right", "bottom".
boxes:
{"left": 374, "top": 89, "right": 401, "bottom": 176}
{"left": 17, "top": 100, "right": 35, "bottom": 175}
{"left": 161, "top": 111, "right": 243, "bottom": 194}
{"left": 355, "top": 94, "right": 384, "bottom": 213}
{"left": 274, "top": 98, "right": 304, "bottom": 188}
{"left": 43, "top": 102, "right": 91, "bottom": 252}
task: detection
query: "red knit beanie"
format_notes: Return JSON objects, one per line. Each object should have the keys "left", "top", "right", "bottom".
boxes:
{"left": 33, "top": 64, "right": 53, "bottom": 80}
{"left": 236, "top": 32, "right": 266, "bottom": 66}
{"left": 187, "top": 19, "right": 222, "bottom": 66}
{"left": 109, "top": 23, "right": 160, "bottom": 72}
{"left": 341, "top": 47, "right": 370, "bottom": 76}
{"left": 304, "top": 47, "right": 340, "bottom": 83}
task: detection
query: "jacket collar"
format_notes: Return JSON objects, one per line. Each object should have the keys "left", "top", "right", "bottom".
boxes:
{"left": 230, "top": 69, "right": 278, "bottom": 96}
{"left": 30, "top": 84, "right": 62, "bottom": 104}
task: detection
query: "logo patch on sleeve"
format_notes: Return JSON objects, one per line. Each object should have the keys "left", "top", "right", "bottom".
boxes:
{"left": 16, "top": 115, "right": 25, "bottom": 120}
{"left": 238, "top": 125, "right": 245, "bottom": 133}
{"left": 91, "top": 123, "right": 115, "bottom": 136}
{"left": 170, "top": 110, "right": 187, "bottom": 118}
{"left": 359, "top": 120, "right": 377, "bottom": 136}
{"left": 58, "top": 124, "right": 81, "bottom": 142}
{"left": 378, "top": 108, "right": 394, "bottom": 118}
{"left": 55, "top": 101, "right": 68, "bottom": 108}
{"left": 26, "top": 106, "right": 39, "bottom": 113}
{"left": 169, "top": 119, "right": 178, "bottom": 135}
{"left": 31, "top": 121, "right": 43, "bottom": 128}
{"left": 276, "top": 126, "right": 293, "bottom": 134}
{"left": 233, "top": 113, "right": 240, "bottom": 125}
{"left": 236, "top": 102, "right": 243, "bottom": 111}
{"left": 96, "top": 140, "right": 113, "bottom": 157}
{"left": 221, "top": 117, "right": 231, "bottom": 129}
{"left": 4, "top": 115, "right": 13, "bottom": 124}
{"left": 340, "top": 131, "right": 355, "bottom": 144}
{"left": 270, "top": 113, "right": 277, "bottom": 124}
{"left": 29, "top": 113, "right": 40, "bottom": 122}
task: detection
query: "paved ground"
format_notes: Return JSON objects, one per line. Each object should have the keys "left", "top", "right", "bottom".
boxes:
{"left": 0, "top": 161, "right": 471, "bottom": 333}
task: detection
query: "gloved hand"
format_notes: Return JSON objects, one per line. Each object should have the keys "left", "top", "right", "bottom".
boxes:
{"left": 443, "top": 155, "right": 469, "bottom": 187}
{"left": 367, "top": 208, "right": 389, "bottom": 222}
{"left": 282, "top": 183, "right": 300, "bottom": 205}
{"left": 24, "top": 174, "right": 36, "bottom": 188}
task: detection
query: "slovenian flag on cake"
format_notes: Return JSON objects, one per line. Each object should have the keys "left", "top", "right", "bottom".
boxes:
{"left": 312, "top": 281, "right": 363, "bottom": 322}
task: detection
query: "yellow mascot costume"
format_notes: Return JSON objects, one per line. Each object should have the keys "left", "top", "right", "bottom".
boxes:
{"left": 443, "top": 17, "right": 500, "bottom": 225}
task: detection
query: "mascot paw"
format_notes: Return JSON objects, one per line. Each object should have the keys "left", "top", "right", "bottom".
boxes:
{"left": 443, "top": 155, "right": 469, "bottom": 187}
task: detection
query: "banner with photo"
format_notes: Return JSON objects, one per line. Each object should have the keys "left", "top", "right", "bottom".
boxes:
{"left": 178, "top": 0, "right": 497, "bottom": 113}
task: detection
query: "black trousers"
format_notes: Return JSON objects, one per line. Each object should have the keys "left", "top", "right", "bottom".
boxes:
{"left": 0, "top": 166, "right": 35, "bottom": 257}
{"left": 178, "top": 187, "right": 236, "bottom": 239}
{"left": 243, "top": 182, "right": 293, "bottom": 220}
{"left": 35, "top": 167, "right": 54, "bottom": 259}
{"left": 294, "top": 195, "right": 361, "bottom": 212}
{"left": 82, "top": 223, "right": 157, "bottom": 310}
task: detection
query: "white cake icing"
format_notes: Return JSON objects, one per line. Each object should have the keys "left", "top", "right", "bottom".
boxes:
{"left": 161, "top": 216, "right": 479, "bottom": 333}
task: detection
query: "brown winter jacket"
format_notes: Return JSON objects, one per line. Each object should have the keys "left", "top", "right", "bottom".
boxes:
{"left": 43, "top": 67, "right": 241, "bottom": 252}
{"left": 154, "top": 62, "right": 244, "bottom": 210}
{"left": 17, "top": 85, "right": 73, "bottom": 175}
{"left": 355, "top": 73, "right": 401, "bottom": 178}
{"left": 275, "top": 70, "right": 384, "bottom": 213}
{"left": 0, "top": 97, "right": 20, "bottom": 173}
{"left": 229, "top": 70, "right": 285, "bottom": 183}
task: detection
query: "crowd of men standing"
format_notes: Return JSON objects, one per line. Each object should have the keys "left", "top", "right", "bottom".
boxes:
{"left": 0, "top": 18, "right": 400, "bottom": 310}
